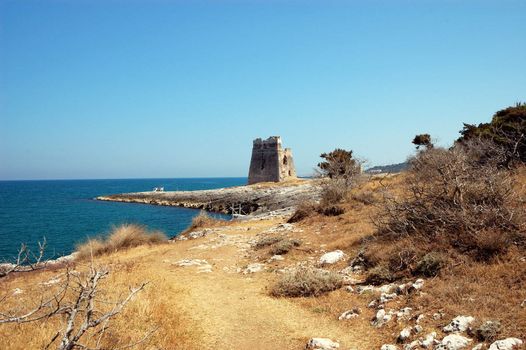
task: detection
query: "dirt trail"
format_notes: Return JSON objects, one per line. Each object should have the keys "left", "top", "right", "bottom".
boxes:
{"left": 151, "top": 220, "right": 372, "bottom": 350}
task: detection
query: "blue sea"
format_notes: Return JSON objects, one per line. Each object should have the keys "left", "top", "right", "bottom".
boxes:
{"left": 0, "top": 178, "right": 246, "bottom": 261}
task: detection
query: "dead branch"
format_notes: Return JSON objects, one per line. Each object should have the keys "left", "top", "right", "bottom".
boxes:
{"left": 0, "top": 238, "right": 48, "bottom": 278}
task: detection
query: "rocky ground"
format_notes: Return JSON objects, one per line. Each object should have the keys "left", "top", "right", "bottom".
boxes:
{"left": 2, "top": 178, "right": 524, "bottom": 350}
{"left": 96, "top": 179, "right": 320, "bottom": 215}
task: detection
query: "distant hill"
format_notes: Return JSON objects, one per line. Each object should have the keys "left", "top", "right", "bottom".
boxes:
{"left": 365, "top": 162, "right": 408, "bottom": 174}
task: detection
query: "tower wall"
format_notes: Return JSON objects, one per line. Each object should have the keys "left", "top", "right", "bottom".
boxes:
{"left": 248, "top": 136, "right": 297, "bottom": 184}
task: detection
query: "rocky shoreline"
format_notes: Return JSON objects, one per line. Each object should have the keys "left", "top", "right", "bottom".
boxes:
{"left": 96, "top": 180, "right": 320, "bottom": 215}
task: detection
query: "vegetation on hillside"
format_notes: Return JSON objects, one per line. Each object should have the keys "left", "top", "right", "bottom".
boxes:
{"left": 457, "top": 102, "right": 526, "bottom": 165}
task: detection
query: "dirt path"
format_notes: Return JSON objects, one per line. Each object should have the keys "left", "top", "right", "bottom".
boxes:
{"left": 150, "top": 220, "right": 372, "bottom": 350}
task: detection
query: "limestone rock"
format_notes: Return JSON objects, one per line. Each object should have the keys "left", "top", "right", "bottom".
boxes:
{"left": 405, "top": 340, "right": 420, "bottom": 350}
{"left": 488, "top": 338, "right": 523, "bottom": 350}
{"left": 305, "top": 338, "right": 340, "bottom": 349}
{"left": 338, "top": 308, "right": 361, "bottom": 320}
{"left": 381, "top": 345, "right": 399, "bottom": 350}
{"left": 421, "top": 332, "right": 438, "bottom": 348}
{"left": 372, "top": 309, "right": 392, "bottom": 328}
{"left": 443, "top": 316, "right": 475, "bottom": 333}
{"left": 319, "top": 250, "right": 345, "bottom": 265}
{"left": 439, "top": 334, "right": 472, "bottom": 350}
{"left": 243, "top": 263, "right": 265, "bottom": 274}
{"left": 398, "top": 327, "right": 412, "bottom": 342}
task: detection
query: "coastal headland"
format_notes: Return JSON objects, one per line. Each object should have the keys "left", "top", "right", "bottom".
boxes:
{"left": 96, "top": 179, "right": 320, "bottom": 216}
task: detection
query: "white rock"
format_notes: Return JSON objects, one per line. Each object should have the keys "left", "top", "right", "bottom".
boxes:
{"left": 269, "top": 255, "right": 285, "bottom": 262}
{"left": 440, "top": 334, "right": 472, "bottom": 350}
{"left": 243, "top": 263, "right": 265, "bottom": 274}
{"left": 197, "top": 264, "right": 213, "bottom": 273}
{"left": 41, "top": 277, "right": 61, "bottom": 286}
{"left": 396, "top": 307, "right": 413, "bottom": 320}
{"left": 380, "top": 292, "right": 398, "bottom": 304}
{"left": 488, "top": 338, "right": 523, "bottom": 350}
{"left": 357, "top": 285, "right": 377, "bottom": 294}
{"left": 381, "top": 345, "right": 399, "bottom": 350}
{"left": 443, "top": 316, "right": 475, "bottom": 333}
{"left": 411, "top": 279, "right": 425, "bottom": 290}
{"left": 471, "top": 344, "right": 484, "bottom": 350}
{"left": 338, "top": 308, "right": 360, "bottom": 320}
{"left": 306, "top": 338, "right": 340, "bottom": 349}
{"left": 12, "top": 288, "right": 23, "bottom": 295}
{"left": 416, "top": 314, "right": 425, "bottom": 324}
{"left": 421, "top": 332, "right": 438, "bottom": 348}
{"left": 345, "top": 286, "right": 354, "bottom": 293}
{"left": 176, "top": 259, "right": 208, "bottom": 267}
{"left": 372, "top": 309, "right": 392, "bottom": 327}
{"left": 414, "top": 325, "right": 423, "bottom": 334}
{"left": 319, "top": 250, "right": 345, "bottom": 265}
{"left": 379, "top": 284, "right": 397, "bottom": 293}
{"left": 398, "top": 327, "right": 412, "bottom": 342}
{"left": 404, "top": 340, "right": 420, "bottom": 350}
{"left": 368, "top": 300, "right": 378, "bottom": 308}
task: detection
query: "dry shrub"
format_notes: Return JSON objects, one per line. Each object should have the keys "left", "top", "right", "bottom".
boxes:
{"left": 270, "top": 267, "right": 343, "bottom": 297}
{"left": 351, "top": 190, "right": 376, "bottom": 205}
{"left": 288, "top": 201, "right": 317, "bottom": 223}
{"left": 184, "top": 211, "right": 222, "bottom": 232}
{"left": 414, "top": 252, "right": 448, "bottom": 277}
{"left": 365, "top": 265, "right": 394, "bottom": 285}
{"left": 76, "top": 224, "right": 166, "bottom": 259}
{"left": 269, "top": 239, "right": 302, "bottom": 255}
{"left": 254, "top": 236, "right": 283, "bottom": 249}
{"left": 376, "top": 139, "right": 526, "bottom": 260}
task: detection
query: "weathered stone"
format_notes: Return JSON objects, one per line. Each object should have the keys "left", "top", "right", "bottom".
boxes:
{"left": 440, "top": 334, "right": 472, "bottom": 350}
{"left": 381, "top": 345, "right": 399, "bottom": 350}
{"left": 395, "top": 307, "right": 412, "bottom": 320}
{"left": 305, "top": 337, "right": 340, "bottom": 349}
{"left": 398, "top": 327, "right": 412, "bottom": 342}
{"left": 338, "top": 308, "right": 361, "bottom": 320}
{"left": 421, "top": 332, "right": 438, "bottom": 348}
{"left": 319, "top": 250, "right": 345, "bottom": 265}
{"left": 372, "top": 309, "right": 393, "bottom": 327}
{"left": 488, "top": 338, "right": 523, "bottom": 350}
{"left": 269, "top": 255, "right": 285, "bottom": 262}
{"left": 243, "top": 263, "right": 265, "bottom": 274}
{"left": 443, "top": 316, "right": 475, "bottom": 333}
{"left": 248, "top": 136, "right": 296, "bottom": 184}
{"left": 404, "top": 340, "right": 420, "bottom": 350}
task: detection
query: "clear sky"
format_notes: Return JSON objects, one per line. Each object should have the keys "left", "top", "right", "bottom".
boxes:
{"left": 1, "top": 0, "right": 525, "bottom": 180}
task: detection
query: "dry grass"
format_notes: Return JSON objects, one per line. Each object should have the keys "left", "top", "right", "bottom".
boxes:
{"left": 75, "top": 224, "right": 167, "bottom": 260}
{"left": 181, "top": 211, "right": 223, "bottom": 235}
{"left": 270, "top": 267, "right": 343, "bottom": 297}
{"left": 0, "top": 246, "right": 203, "bottom": 349}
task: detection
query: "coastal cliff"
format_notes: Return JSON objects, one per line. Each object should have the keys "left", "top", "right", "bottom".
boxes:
{"left": 96, "top": 180, "right": 320, "bottom": 215}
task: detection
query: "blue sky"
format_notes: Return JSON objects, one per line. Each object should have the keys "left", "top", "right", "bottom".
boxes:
{"left": 1, "top": 0, "right": 525, "bottom": 180}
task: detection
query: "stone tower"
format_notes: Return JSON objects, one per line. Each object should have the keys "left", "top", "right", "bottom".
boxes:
{"left": 248, "top": 136, "right": 297, "bottom": 185}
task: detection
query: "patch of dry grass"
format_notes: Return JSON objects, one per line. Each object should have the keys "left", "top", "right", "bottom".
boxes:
{"left": 0, "top": 247, "right": 202, "bottom": 350}
{"left": 181, "top": 211, "right": 224, "bottom": 235}
{"left": 270, "top": 267, "right": 343, "bottom": 297}
{"left": 75, "top": 224, "right": 167, "bottom": 260}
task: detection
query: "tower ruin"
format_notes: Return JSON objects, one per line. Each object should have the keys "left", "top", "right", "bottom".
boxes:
{"left": 248, "top": 136, "right": 297, "bottom": 185}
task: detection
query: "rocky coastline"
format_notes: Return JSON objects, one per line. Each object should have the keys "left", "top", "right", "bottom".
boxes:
{"left": 95, "top": 180, "right": 320, "bottom": 215}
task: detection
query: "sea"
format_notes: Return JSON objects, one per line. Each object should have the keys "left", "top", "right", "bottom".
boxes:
{"left": 0, "top": 178, "right": 246, "bottom": 261}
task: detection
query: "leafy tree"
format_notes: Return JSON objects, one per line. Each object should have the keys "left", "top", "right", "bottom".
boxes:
{"left": 412, "top": 134, "right": 433, "bottom": 150}
{"left": 457, "top": 103, "right": 526, "bottom": 164}
{"left": 318, "top": 148, "right": 360, "bottom": 180}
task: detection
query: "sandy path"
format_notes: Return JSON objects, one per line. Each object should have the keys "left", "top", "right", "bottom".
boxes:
{"left": 153, "top": 221, "right": 371, "bottom": 350}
